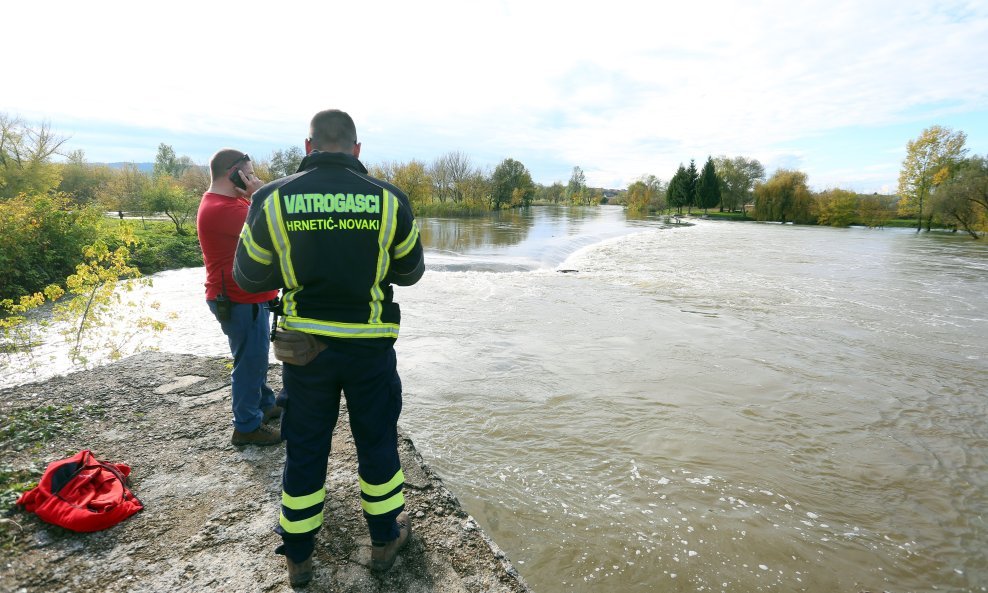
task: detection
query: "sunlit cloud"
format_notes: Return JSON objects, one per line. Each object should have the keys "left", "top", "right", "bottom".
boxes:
{"left": 4, "top": 0, "right": 986, "bottom": 193}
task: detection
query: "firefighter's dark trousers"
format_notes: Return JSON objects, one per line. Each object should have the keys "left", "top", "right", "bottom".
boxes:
{"left": 275, "top": 345, "right": 405, "bottom": 563}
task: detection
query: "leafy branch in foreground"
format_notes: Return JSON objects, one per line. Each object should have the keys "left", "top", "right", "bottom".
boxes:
{"left": 54, "top": 237, "right": 166, "bottom": 366}
{"left": 1, "top": 230, "right": 167, "bottom": 375}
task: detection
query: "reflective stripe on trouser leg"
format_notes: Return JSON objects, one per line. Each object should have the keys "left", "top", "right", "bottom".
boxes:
{"left": 277, "top": 349, "right": 343, "bottom": 563}
{"left": 360, "top": 469, "right": 405, "bottom": 541}
{"left": 279, "top": 487, "right": 326, "bottom": 534}
{"left": 344, "top": 347, "right": 404, "bottom": 542}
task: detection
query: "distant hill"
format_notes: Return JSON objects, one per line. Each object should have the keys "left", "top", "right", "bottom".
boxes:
{"left": 103, "top": 162, "right": 154, "bottom": 173}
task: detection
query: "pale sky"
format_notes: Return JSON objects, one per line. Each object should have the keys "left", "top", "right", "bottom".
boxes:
{"left": 6, "top": 0, "right": 987, "bottom": 193}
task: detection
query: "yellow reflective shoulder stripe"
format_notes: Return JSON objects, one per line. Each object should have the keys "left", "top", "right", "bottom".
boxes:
{"left": 240, "top": 223, "right": 274, "bottom": 265}
{"left": 393, "top": 219, "right": 419, "bottom": 260}
{"left": 360, "top": 492, "right": 405, "bottom": 516}
{"left": 283, "top": 317, "right": 399, "bottom": 339}
{"left": 279, "top": 510, "right": 324, "bottom": 534}
{"left": 264, "top": 189, "right": 300, "bottom": 317}
{"left": 370, "top": 190, "right": 399, "bottom": 324}
{"left": 282, "top": 487, "right": 325, "bottom": 510}
{"left": 359, "top": 469, "right": 404, "bottom": 498}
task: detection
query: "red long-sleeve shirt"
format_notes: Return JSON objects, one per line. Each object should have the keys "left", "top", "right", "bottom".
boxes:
{"left": 197, "top": 192, "right": 278, "bottom": 304}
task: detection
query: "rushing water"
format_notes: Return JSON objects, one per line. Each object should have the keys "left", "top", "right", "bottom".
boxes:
{"left": 4, "top": 206, "right": 987, "bottom": 592}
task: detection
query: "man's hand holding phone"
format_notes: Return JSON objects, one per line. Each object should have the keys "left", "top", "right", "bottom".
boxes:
{"left": 230, "top": 169, "right": 264, "bottom": 198}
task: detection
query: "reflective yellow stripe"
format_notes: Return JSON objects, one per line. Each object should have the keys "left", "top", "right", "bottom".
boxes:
{"left": 265, "top": 189, "right": 297, "bottom": 287}
{"left": 239, "top": 224, "right": 273, "bottom": 265}
{"left": 283, "top": 316, "right": 399, "bottom": 339}
{"left": 264, "top": 189, "right": 300, "bottom": 317}
{"left": 282, "top": 487, "right": 325, "bottom": 510}
{"left": 393, "top": 220, "right": 419, "bottom": 260}
{"left": 359, "top": 469, "right": 404, "bottom": 497}
{"left": 370, "top": 190, "right": 398, "bottom": 324}
{"left": 279, "top": 510, "right": 324, "bottom": 534}
{"left": 361, "top": 492, "right": 405, "bottom": 516}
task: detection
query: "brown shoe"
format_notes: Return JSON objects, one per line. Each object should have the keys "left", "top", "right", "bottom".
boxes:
{"left": 263, "top": 404, "right": 283, "bottom": 423}
{"left": 370, "top": 511, "right": 412, "bottom": 572}
{"left": 231, "top": 423, "right": 281, "bottom": 446}
{"left": 286, "top": 554, "right": 313, "bottom": 587}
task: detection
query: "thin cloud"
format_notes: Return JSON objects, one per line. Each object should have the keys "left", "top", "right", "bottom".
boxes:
{"left": 3, "top": 0, "right": 986, "bottom": 193}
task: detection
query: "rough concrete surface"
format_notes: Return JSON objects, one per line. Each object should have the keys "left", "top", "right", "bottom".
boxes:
{"left": 1, "top": 352, "right": 531, "bottom": 593}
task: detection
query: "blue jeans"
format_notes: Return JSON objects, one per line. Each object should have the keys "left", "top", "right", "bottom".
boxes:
{"left": 276, "top": 346, "right": 404, "bottom": 562}
{"left": 207, "top": 300, "right": 276, "bottom": 432}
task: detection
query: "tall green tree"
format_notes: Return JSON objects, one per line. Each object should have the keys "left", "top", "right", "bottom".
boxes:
{"left": 143, "top": 177, "right": 198, "bottom": 235}
{"left": 714, "top": 155, "right": 765, "bottom": 214}
{"left": 696, "top": 157, "right": 721, "bottom": 213}
{"left": 566, "top": 166, "right": 587, "bottom": 205}
{"left": 667, "top": 164, "right": 690, "bottom": 214}
{"left": 897, "top": 125, "right": 967, "bottom": 232}
{"left": 685, "top": 159, "right": 699, "bottom": 214}
{"left": 754, "top": 169, "right": 814, "bottom": 224}
{"left": 269, "top": 146, "right": 305, "bottom": 178}
{"left": 152, "top": 143, "right": 193, "bottom": 179}
{"left": 491, "top": 158, "right": 534, "bottom": 209}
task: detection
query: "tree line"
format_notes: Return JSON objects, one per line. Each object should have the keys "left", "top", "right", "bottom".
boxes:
{"left": 2, "top": 114, "right": 985, "bottom": 304}
{"left": 617, "top": 126, "right": 986, "bottom": 238}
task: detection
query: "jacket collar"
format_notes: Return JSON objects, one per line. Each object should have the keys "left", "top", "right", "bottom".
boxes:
{"left": 296, "top": 150, "right": 367, "bottom": 174}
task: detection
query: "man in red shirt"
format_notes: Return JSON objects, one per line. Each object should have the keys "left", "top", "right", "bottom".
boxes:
{"left": 197, "top": 149, "right": 282, "bottom": 446}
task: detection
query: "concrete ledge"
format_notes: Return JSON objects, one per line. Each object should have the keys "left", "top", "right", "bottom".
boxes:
{"left": 0, "top": 352, "right": 531, "bottom": 593}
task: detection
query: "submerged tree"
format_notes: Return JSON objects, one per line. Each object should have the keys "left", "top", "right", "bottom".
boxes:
{"left": 815, "top": 188, "right": 859, "bottom": 227}
{"left": 929, "top": 155, "right": 988, "bottom": 238}
{"left": 754, "top": 169, "right": 814, "bottom": 224}
{"left": 491, "top": 158, "right": 534, "bottom": 209}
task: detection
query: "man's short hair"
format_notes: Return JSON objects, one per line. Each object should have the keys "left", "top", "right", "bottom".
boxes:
{"left": 309, "top": 110, "right": 357, "bottom": 152}
{"left": 209, "top": 149, "right": 248, "bottom": 180}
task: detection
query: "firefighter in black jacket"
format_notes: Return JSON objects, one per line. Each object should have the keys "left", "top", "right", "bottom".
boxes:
{"left": 233, "top": 109, "right": 424, "bottom": 587}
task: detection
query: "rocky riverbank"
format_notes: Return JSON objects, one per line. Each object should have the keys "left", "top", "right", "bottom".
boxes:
{"left": 0, "top": 352, "right": 531, "bottom": 593}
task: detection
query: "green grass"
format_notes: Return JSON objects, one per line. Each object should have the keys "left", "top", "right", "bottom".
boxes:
{"left": 0, "top": 404, "right": 106, "bottom": 454}
{"left": 103, "top": 219, "right": 203, "bottom": 274}
{"left": 692, "top": 212, "right": 951, "bottom": 230}
{"left": 412, "top": 202, "right": 497, "bottom": 217}
{"left": 696, "top": 211, "right": 754, "bottom": 221}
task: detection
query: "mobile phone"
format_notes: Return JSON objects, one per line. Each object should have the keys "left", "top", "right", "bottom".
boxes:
{"left": 229, "top": 168, "right": 247, "bottom": 190}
